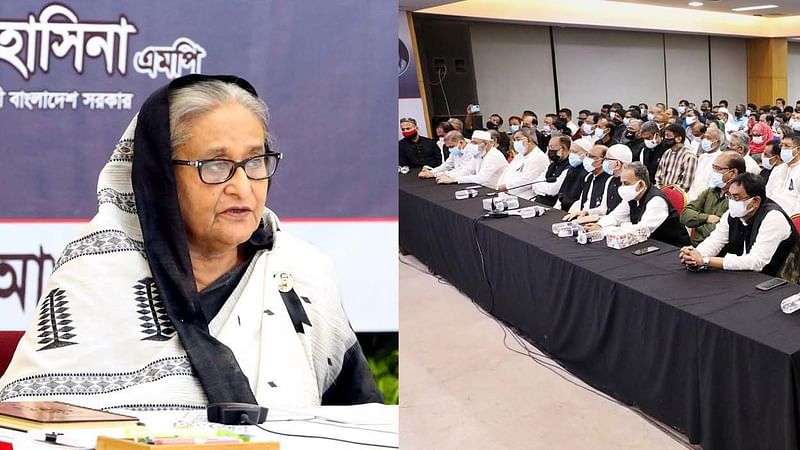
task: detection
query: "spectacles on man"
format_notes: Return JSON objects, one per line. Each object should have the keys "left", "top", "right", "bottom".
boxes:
{"left": 173, "top": 152, "right": 283, "bottom": 184}
{"left": 711, "top": 164, "right": 731, "bottom": 173}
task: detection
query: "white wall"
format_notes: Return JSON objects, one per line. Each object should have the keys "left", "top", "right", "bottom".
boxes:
{"left": 469, "top": 23, "right": 556, "bottom": 131}
{"left": 554, "top": 27, "right": 666, "bottom": 112}
{"left": 710, "top": 37, "right": 747, "bottom": 108}
{"left": 788, "top": 42, "right": 800, "bottom": 106}
{"left": 665, "top": 34, "right": 710, "bottom": 107}
{"left": 469, "top": 24, "right": 749, "bottom": 117}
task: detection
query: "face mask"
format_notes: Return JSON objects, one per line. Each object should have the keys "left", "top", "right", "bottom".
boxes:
{"left": 647, "top": 113, "right": 655, "bottom": 121}
{"left": 618, "top": 182, "right": 641, "bottom": 202}
{"left": 513, "top": 140, "right": 527, "bottom": 155}
{"left": 450, "top": 146, "right": 462, "bottom": 158}
{"left": 662, "top": 138, "right": 676, "bottom": 148}
{"left": 735, "top": 111, "right": 743, "bottom": 118}
{"left": 582, "top": 123, "right": 593, "bottom": 135}
{"left": 594, "top": 128, "right": 606, "bottom": 140}
{"left": 686, "top": 116, "right": 697, "bottom": 125}
{"left": 609, "top": 112, "right": 617, "bottom": 119}
{"left": 547, "top": 149, "right": 560, "bottom": 162}
{"left": 486, "top": 121, "right": 498, "bottom": 130}
{"left": 583, "top": 157, "right": 596, "bottom": 173}
{"left": 509, "top": 124, "right": 520, "bottom": 133}
{"left": 578, "top": 119, "right": 585, "bottom": 127}
{"left": 569, "top": 153, "right": 582, "bottom": 167}
{"left": 625, "top": 131, "right": 636, "bottom": 141}
{"left": 542, "top": 124, "right": 552, "bottom": 132}
{"left": 701, "top": 139, "right": 713, "bottom": 152}
{"left": 792, "top": 122, "right": 800, "bottom": 132}
{"left": 728, "top": 197, "right": 753, "bottom": 219}
{"left": 745, "top": 109, "right": 752, "bottom": 117}
{"left": 781, "top": 147, "right": 795, "bottom": 163}
{"left": 402, "top": 129, "right": 417, "bottom": 138}
{"left": 709, "top": 170, "right": 727, "bottom": 189}
{"left": 623, "top": 118, "right": 631, "bottom": 127}
{"left": 752, "top": 136, "right": 764, "bottom": 144}
{"left": 602, "top": 160, "right": 615, "bottom": 176}
{"left": 644, "top": 138, "right": 658, "bottom": 149}
{"left": 762, "top": 155, "right": 774, "bottom": 170}
{"left": 465, "top": 143, "right": 480, "bottom": 156}
{"left": 678, "top": 106, "right": 686, "bottom": 114}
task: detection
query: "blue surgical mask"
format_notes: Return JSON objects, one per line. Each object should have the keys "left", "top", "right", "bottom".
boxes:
{"left": 602, "top": 160, "right": 615, "bottom": 176}
{"left": 781, "top": 147, "right": 795, "bottom": 163}
{"left": 709, "top": 170, "right": 726, "bottom": 189}
{"left": 450, "top": 147, "right": 462, "bottom": 158}
{"left": 583, "top": 157, "right": 595, "bottom": 173}
{"left": 509, "top": 124, "right": 520, "bottom": 133}
{"left": 701, "top": 139, "right": 713, "bottom": 152}
{"left": 569, "top": 153, "right": 582, "bottom": 167}
{"left": 623, "top": 118, "right": 631, "bottom": 127}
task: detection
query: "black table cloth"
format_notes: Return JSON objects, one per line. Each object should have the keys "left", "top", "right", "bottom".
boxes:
{"left": 399, "top": 173, "right": 800, "bottom": 450}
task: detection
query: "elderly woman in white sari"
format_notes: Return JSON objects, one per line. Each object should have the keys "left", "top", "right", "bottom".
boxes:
{"left": 0, "top": 74, "right": 382, "bottom": 411}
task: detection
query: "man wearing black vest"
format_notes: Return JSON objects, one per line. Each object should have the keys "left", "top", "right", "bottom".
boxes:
{"left": 586, "top": 162, "right": 690, "bottom": 247}
{"left": 564, "top": 144, "right": 612, "bottom": 220}
{"left": 680, "top": 173, "right": 799, "bottom": 277}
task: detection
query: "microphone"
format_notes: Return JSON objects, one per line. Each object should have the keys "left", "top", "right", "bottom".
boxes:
{"left": 486, "top": 177, "right": 557, "bottom": 196}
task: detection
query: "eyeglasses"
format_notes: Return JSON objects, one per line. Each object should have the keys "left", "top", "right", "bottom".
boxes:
{"left": 173, "top": 152, "right": 283, "bottom": 184}
{"left": 724, "top": 193, "right": 750, "bottom": 201}
{"left": 711, "top": 164, "right": 731, "bottom": 172}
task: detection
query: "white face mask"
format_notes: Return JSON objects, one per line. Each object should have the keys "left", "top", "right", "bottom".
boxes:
{"left": 609, "top": 112, "right": 617, "bottom": 119}
{"left": 513, "top": 140, "right": 527, "bottom": 155}
{"left": 686, "top": 116, "right": 697, "bottom": 125}
{"left": 509, "top": 124, "right": 520, "bottom": 133}
{"left": 644, "top": 138, "right": 658, "bottom": 149}
{"left": 728, "top": 197, "right": 754, "bottom": 219}
{"left": 464, "top": 143, "right": 480, "bottom": 156}
{"left": 582, "top": 123, "right": 594, "bottom": 135}
{"left": 618, "top": 182, "right": 642, "bottom": 202}
{"left": 647, "top": 112, "right": 655, "bottom": 121}
{"left": 752, "top": 136, "right": 764, "bottom": 144}
{"left": 678, "top": 106, "right": 686, "bottom": 115}
{"left": 594, "top": 128, "right": 606, "bottom": 140}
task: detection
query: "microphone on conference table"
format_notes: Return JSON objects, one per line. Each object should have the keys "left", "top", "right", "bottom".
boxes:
{"left": 485, "top": 177, "right": 557, "bottom": 196}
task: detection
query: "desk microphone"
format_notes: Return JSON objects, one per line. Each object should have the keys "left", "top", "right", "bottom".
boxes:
{"left": 486, "top": 177, "right": 557, "bottom": 196}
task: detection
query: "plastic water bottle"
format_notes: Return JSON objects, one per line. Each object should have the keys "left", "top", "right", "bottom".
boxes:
{"left": 576, "top": 229, "right": 604, "bottom": 245}
{"left": 520, "top": 206, "right": 546, "bottom": 218}
{"left": 780, "top": 293, "right": 800, "bottom": 314}
{"left": 455, "top": 189, "right": 478, "bottom": 200}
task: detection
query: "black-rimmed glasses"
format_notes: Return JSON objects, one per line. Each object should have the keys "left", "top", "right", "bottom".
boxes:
{"left": 173, "top": 152, "right": 283, "bottom": 184}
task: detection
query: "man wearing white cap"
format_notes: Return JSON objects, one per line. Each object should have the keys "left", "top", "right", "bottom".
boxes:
{"left": 601, "top": 143, "right": 634, "bottom": 214}
{"left": 436, "top": 129, "right": 509, "bottom": 188}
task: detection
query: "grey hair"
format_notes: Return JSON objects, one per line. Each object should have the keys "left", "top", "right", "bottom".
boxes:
{"left": 628, "top": 119, "right": 642, "bottom": 128}
{"left": 168, "top": 80, "right": 270, "bottom": 155}
{"left": 705, "top": 127, "right": 726, "bottom": 145}
{"left": 729, "top": 131, "right": 750, "bottom": 155}
{"left": 623, "top": 161, "right": 651, "bottom": 189}
{"left": 513, "top": 126, "right": 538, "bottom": 145}
{"left": 640, "top": 120, "right": 660, "bottom": 135}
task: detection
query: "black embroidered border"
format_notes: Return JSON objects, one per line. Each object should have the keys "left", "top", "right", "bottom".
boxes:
{"left": 0, "top": 356, "right": 193, "bottom": 401}
{"left": 55, "top": 229, "right": 145, "bottom": 270}
{"left": 108, "top": 139, "right": 134, "bottom": 163}
{"left": 98, "top": 188, "right": 137, "bottom": 215}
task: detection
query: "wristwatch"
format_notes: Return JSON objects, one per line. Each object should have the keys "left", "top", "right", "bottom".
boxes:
{"left": 702, "top": 256, "right": 710, "bottom": 269}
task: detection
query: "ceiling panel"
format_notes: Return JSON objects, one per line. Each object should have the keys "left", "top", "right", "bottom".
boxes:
{"left": 611, "top": 0, "right": 800, "bottom": 17}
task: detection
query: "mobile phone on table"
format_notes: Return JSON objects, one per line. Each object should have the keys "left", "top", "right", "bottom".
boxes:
{"left": 755, "top": 277, "right": 788, "bottom": 291}
{"left": 632, "top": 246, "right": 660, "bottom": 256}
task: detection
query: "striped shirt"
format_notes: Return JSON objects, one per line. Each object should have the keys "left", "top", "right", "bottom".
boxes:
{"left": 655, "top": 143, "right": 698, "bottom": 192}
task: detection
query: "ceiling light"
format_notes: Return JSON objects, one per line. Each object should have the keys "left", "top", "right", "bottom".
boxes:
{"left": 731, "top": 4, "right": 778, "bottom": 11}
{"left": 688, "top": 1, "right": 703, "bottom": 6}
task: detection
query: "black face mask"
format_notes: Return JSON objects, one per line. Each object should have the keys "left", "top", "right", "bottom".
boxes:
{"left": 735, "top": 111, "right": 743, "bottom": 118}
{"left": 625, "top": 131, "right": 637, "bottom": 141}
{"left": 547, "top": 149, "right": 560, "bottom": 162}
{"left": 662, "top": 138, "right": 676, "bottom": 148}
{"left": 486, "top": 121, "right": 498, "bottom": 130}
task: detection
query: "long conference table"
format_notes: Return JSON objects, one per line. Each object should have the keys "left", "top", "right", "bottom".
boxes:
{"left": 400, "top": 173, "right": 800, "bottom": 450}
